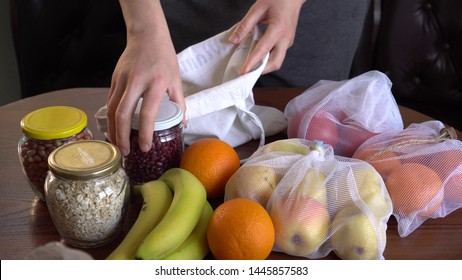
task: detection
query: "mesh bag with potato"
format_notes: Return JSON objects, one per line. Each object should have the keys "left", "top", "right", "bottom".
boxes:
{"left": 353, "top": 120, "right": 462, "bottom": 237}
{"left": 225, "top": 138, "right": 393, "bottom": 259}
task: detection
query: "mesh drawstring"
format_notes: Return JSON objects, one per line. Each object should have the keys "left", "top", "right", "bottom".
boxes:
{"left": 365, "top": 127, "right": 457, "bottom": 161}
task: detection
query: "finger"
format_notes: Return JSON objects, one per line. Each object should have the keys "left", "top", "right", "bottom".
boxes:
{"left": 166, "top": 80, "right": 187, "bottom": 128}
{"left": 136, "top": 84, "right": 166, "bottom": 153}
{"left": 240, "top": 24, "right": 280, "bottom": 75}
{"left": 106, "top": 74, "right": 126, "bottom": 147}
{"left": 229, "top": 5, "right": 265, "bottom": 44}
{"left": 113, "top": 80, "right": 145, "bottom": 156}
{"left": 262, "top": 43, "right": 287, "bottom": 75}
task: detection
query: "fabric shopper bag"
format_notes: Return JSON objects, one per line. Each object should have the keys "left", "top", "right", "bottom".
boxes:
{"left": 179, "top": 25, "right": 286, "bottom": 148}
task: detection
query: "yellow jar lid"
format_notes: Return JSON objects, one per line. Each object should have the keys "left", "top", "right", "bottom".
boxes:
{"left": 21, "top": 106, "right": 88, "bottom": 140}
{"left": 48, "top": 140, "right": 122, "bottom": 180}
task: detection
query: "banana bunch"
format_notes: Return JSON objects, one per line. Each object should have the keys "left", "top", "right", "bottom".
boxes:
{"left": 107, "top": 168, "right": 211, "bottom": 260}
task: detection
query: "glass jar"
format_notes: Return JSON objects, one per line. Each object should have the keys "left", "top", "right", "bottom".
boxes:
{"left": 44, "top": 140, "right": 130, "bottom": 248}
{"left": 123, "top": 98, "right": 184, "bottom": 187}
{"left": 18, "top": 106, "right": 93, "bottom": 201}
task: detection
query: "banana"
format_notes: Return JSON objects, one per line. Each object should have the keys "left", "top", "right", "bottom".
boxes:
{"left": 106, "top": 180, "right": 173, "bottom": 260}
{"left": 162, "top": 200, "right": 213, "bottom": 260}
{"left": 136, "top": 168, "right": 207, "bottom": 260}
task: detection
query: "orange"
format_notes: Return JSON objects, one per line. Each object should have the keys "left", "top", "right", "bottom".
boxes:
{"left": 180, "top": 138, "right": 240, "bottom": 199}
{"left": 446, "top": 173, "right": 462, "bottom": 203}
{"left": 207, "top": 198, "right": 275, "bottom": 260}
{"left": 427, "top": 149, "right": 462, "bottom": 203}
{"left": 427, "top": 149, "right": 462, "bottom": 180}
{"left": 354, "top": 146, "right": 401, "bottom": 178}
{"left": 385, "top": 163, "right": 443, "bottom": 217}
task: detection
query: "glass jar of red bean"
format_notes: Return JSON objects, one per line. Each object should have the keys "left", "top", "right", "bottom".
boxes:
{"left": 123, "top": 98, "right": 184, "bottom": 187}
{"left": 18, "top": 106, "right": 93, "bottom": 201}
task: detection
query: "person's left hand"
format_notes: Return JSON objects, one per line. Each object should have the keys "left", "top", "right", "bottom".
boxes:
{"left": 228, "top": 0, "right": 306, "bottom": 75}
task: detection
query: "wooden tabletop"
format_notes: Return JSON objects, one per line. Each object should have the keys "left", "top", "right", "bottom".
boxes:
{"left": 1, "top": 87, "right": 461, "bottom": 260}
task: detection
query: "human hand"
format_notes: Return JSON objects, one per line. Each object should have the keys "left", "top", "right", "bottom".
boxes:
{"left": 229, "top": 0, "right": 306, "bottom": 75}
{"left": 106, "top": 0, "right": 185, "bottom": 157}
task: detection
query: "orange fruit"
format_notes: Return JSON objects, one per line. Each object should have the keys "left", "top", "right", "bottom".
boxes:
{"left": 446, "top": 173, "right": 462, "bottom": 203}
{"left": 427, "top": 149, "right": 462, "bottom": 180}
{"left": 385, "top": 163, "right": 443, "bottom": 217}
{"left": 180, "top": 138, "right": 240, "bottom": 199}
{"left": 427, "top": 149, "right": 462, "bottom": 203}
{"left": 207, "top": 198, "right": 275, "bottom": 260}
{"left": 354, "top": 147, "right": 401, "bottom": 178}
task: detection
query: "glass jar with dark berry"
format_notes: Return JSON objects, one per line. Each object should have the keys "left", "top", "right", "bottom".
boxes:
{"left": 124, "top": 98, "right": 184, "bottom": 187}
{"left": 18, "top": 106, "right": 93, "bottom": 201}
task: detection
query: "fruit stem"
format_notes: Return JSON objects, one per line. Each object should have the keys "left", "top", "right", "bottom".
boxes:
{"left": 309, "top": 140, "right": 325, "bottom": 157}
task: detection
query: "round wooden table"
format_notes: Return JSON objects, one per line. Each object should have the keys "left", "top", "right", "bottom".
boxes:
{"left": 1, "top": 87, "right": 461, "bottom": 260}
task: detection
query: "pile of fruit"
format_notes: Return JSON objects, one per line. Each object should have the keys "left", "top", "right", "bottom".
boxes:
{"left": 106, "top": 132, "right": 462, "bottom": 260}
{"left": 353, "top": 121, "right": 462, "bottom": 237}
{"left": 107, "top": 138, "right": 244, "bottom": 260}
{"left": 107, "top": 168, "right": 211, "bottom": 260}
{"left": 225, "top": 138, "right": 392, "bottom": 260}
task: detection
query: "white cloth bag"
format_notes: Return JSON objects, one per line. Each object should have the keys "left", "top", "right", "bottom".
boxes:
{"left": 95, "top": 25, "right": 287, "bottom": 149}
{"left": 180, "top": 25, "right": 286, "bottom": 147}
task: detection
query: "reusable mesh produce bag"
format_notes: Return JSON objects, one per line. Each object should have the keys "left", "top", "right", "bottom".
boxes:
{"left": 225, "top": 138, "right": 393, "bottom": 259}
{"left": 353, "top": 120, "right": 462, "bottom": 237}
{"left": 284, "top": 70, "right": 403, "bottom": 157}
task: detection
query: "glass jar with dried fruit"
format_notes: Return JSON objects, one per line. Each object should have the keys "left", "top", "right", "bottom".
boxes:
{"left": 123, "top": 98, "right": 184, "bottom": 187}
{"left": 18, "top": 106, "right": 93, "bottom": 201}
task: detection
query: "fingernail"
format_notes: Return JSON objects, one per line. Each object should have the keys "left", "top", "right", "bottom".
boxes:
{"left": 229, "top": 33, "right": 239, "bottom": 44}
{"left": 121, "top": 148, "right": 129, "bottom": 157}
{"left": 140, "top": 143, "right": 151, "bottom": 153}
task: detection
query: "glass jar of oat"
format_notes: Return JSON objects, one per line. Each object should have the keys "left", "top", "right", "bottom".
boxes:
{"left": 44, "top": 140, "right": 130, "bottom": 248}
{"left": 123, "top": 98, "right": 184, "bottom": 187}
{"left": 18, "top": 106, "right": 93, "bottom": 201}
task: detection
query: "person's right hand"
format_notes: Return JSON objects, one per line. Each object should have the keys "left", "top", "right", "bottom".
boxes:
{"left": 106, "top": 0, "right": 185, "bottom": 157}
{"left": 229, "top": 0, "right": 306, "bottom": 75}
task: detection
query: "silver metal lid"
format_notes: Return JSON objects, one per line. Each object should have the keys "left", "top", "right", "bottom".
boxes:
{"left": 131, "top": 97, "right": 183, "bottom": 131}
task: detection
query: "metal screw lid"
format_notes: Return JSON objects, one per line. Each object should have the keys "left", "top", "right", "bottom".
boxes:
{"left": 130, "top": 97, "right": 183, "bottom": 131}
{"left": 48, "top": 140, "right": 122, "bottom": 180}
{"left": 21, "top": 106, "right": 88, "bottom": 140}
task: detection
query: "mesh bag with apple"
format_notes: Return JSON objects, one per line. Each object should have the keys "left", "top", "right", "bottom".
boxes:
{"left": 353, "top": 120, "right": 462, "bottom": 237}
{"left": 284, "top": 70, "right": 403, "bottom": 157}
{"left": 225, "top": 138, "right": 393, "bottom": 260}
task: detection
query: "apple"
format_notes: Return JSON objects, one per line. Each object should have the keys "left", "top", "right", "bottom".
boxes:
{"left": 270, "top": 195, "right": 330, "bottom": 257}
{"left": 287, "top": 109, "right": 307, "bottom": 138}
{"left": 330, "top": 205, "right": 386, "bottom": 260}
{"left": 288, "top": 109, "right": 340, "bottom": 150}
{"left": 262, "top": 139, "right": 310, "bottom": 155}
{"left": 337, "top": 125, "right": 378, "bottom": 157}
{"left": 224, "top": 165, "right": 279, "bottom": 208}
{"left": 305, "top": 110, "right": 339, "bottom": 150}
